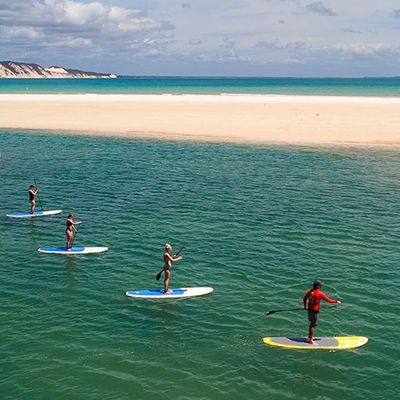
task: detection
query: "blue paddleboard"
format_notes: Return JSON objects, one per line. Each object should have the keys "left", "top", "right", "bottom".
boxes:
{"left": 38, "top": 246, "right": 108, "bottom": 254}
{"left": 126, "top": 287, "right": 213, "bottom": 299}
{"left": 7, "top": 210, "right": 62, "bottom": 218}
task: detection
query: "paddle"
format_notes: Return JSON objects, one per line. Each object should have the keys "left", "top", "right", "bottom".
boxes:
{"left": 265, "top": 308, "right": 306, "bottom": 316}
{"left": 70, "top": 223, "right": 80, "bottom": 248}
{"left": 156, "top": 246, "right": 184, "bottom": 281}
{"left": 33, "top": 179, "right": 44, "bottom": 212}
{"left": 265, "top": 304, "right": 338, "bottom": 316}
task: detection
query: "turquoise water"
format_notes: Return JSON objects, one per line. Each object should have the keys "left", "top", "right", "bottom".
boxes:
{"left": 1, "top": 131, "right": 400, "bottom": 399}
{"left": 1, "top": 77, "right": 400, "bottom": 96}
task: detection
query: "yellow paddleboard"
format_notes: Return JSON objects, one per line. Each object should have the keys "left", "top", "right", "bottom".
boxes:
{"left": 263, "top": 336, "right": 368, "bottom": 350}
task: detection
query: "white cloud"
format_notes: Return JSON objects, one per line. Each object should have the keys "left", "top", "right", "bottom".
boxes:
{"left": 0, "top": 26, "right": 43, "bottom": 39}
{"left": 331, "top": 43, "right": 400, "bottom": 58}
{"left": 305, "top": 2, "right": 338, "bottom": 17}
{"left": 0, "top": 0, "right": 173, "bottom": 58}
{"left": 254, "top": 39, "right": 311, "bottom": 51}
{"left": 391, "top": 9, "right": 400, "bottom": 18}
{"left": 220, "top": 38, "right": 236, "bottom": 49}
{"left": 1, "top": 0, "right": 400, "bottom": 75}
{"left": 342, "top": 28, "right": 363, "bottom": 34}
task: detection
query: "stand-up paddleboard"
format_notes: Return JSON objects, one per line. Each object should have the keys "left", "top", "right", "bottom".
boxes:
{"left": 6, "top": 210, "right": 62, "bottom": 218}
{"left": 38, "top": 246, "right": 108, "bottom": 255}
{"left": 263, "top": 336, "right": 368, "bottom": 350}
{"left": 126, "top": 287, "right": 213, "bottom": 299}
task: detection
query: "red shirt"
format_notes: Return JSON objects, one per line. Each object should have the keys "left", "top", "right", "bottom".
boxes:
{"left": 303, "top": 288, "right": 336, "bottom": 312}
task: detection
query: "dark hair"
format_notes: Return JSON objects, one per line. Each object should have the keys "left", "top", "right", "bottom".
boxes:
{"left": 67, "top": 213, "right": 73, "bottom": 218}
{"left": 313, "top": 280, "right": 322, "bottom": 289}
{"left": 29, "top": 185, "right": 34, "bottom": 189}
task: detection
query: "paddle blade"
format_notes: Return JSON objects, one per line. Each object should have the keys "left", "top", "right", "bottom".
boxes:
{"left": 264, "top": 311, "right": 276, "bottom": 316}
{"left": 156, "top": 270, "right": 162, "bottom": 280}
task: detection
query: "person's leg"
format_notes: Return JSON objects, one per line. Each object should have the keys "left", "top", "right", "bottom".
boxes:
{"left": 308, "top": 323, "right": 316, "bottom": 344}
{"left": 66, "top": 230, "right": 72, "bottom": 249}
{"left": 307, "top": 311, "right": 318, "bottom": 344}
{"left": 31, "top": 200, "right": 35, "bottom": 214}
{"left": 163, "top": 269, "right": 170, "bottom": 293}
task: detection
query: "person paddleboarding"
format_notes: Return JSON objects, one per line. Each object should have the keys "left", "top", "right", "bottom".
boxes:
{"left": 28, "top": 185, "right": 39, "bottom": 214}
{"left": 162, "top": 243, "right": 183, "bottom": 294}
{"left": 65, "top": 214, "right": 82, "bottom": 250}
{"left": 303, "top": 280, "right": 341, "bottom": 344}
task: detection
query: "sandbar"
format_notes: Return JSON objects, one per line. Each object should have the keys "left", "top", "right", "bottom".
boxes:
{"left": 0, "top": 93, "right": 400, "bottom": 145}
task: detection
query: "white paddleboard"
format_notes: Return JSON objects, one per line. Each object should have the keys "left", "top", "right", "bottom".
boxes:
{"left": 6, "top": 210, "right": 62, "bottom": 218}
{"left": 38, "top": 246, "right": 108, "bottom": 254}
{"left": 126, "top": 287, "right": 213, "bottom": 299}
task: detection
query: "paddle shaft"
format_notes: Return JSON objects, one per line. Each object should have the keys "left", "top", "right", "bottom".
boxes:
{"left": 71, "top": 224, "right": 80, "bottom": 247}
{"left": 156, "top": 246, "right": 184, "bottom": 280}
{"left": 265, "top": 308, "right": 305, "bottom": 316}
{"left": 265, "top": 305, "right": 337, "bottom": 316}
{"left": 175, "top": 246, "right": 184, "bottom": 258}
{"left": 33, "top": 179, "right": 44, "bottom": 211}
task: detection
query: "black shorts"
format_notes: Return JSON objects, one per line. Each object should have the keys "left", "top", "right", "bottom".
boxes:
{"left": 308, "top": 311, "right": 319, "bottom": 325}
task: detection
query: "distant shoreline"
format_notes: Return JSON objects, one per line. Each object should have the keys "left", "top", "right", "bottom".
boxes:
{"left": 1, "top": 93, "right": 400, "bottom": 146}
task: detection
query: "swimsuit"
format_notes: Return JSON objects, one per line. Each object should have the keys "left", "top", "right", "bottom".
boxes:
{"left": 66, "top": 220, "right": 73, "bottom": 231}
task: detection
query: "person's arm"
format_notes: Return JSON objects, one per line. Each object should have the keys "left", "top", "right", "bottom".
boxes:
{"left": 67, "top": 218, "right": 74, "bottom": 230}
{"left": 165, "top": 253, "right": 174, "bottom": 261}
{"left": 320, "top": 291, "right": 341, "bottom": 304}
{"left": 303, "top": 291, "right": 309, "bottom": 309}
{"left": 165, "top": 253, "right": 182, "bottom": 262}
{"left": 67, "top": 218, "right": 80, "bottom": 227}
{"left": 72, "top": 221, "right": 82, "bottom": 231}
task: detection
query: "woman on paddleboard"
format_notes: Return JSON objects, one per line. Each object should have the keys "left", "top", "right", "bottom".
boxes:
{"left": 303, "top": 280, "right": 341, "bottom": 344}
{"left": 28, "top": 185, "right": 38, "bottom": 214}
{"left": 163, "top": 243, "right": 182, "bottom": 294}
{"left": 66, "top": 214, "right": 82, "bottom": 250}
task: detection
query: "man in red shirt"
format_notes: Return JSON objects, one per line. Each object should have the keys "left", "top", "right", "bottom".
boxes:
{"left": 303, "top": 280, "right": 341, "bottom": 344}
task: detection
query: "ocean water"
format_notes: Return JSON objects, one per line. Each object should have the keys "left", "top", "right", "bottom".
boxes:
{"left": 0, "top": 131, "right": 399, "bottom": 400}
{"left": 0, "top": 77, "right": 400, "bottom": 96}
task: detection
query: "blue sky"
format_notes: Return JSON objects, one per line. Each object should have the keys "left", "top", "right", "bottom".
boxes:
{"left": 1, "top": 0, "right": 400, "bottom": 76}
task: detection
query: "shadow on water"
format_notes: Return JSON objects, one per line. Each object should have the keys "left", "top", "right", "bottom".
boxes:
{"left": 29, "top": 220, "right": 40, "bottom": 235}
{"left": 63, "top": 255, "right": 81, "bottom": 291}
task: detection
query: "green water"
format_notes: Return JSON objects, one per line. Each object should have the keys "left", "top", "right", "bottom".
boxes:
{"left": 1, "top": 131, "right": 399, "bottom": 400}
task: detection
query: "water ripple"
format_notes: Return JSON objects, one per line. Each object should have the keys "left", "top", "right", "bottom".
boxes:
{"left": 1, "top": 131, "right": 400, "bottom": 399}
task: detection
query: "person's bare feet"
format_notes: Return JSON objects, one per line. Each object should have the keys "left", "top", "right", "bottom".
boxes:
{"left": 308, "top": 338, "right": 316, "bottom": 345}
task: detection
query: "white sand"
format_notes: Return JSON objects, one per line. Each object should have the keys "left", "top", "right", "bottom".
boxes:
{"left": 1, "top": 93, "right": 400, "bottom": 145}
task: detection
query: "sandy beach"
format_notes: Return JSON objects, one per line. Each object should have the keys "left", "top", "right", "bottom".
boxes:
{"left": 1, "top": 93, "right": 400, "bottom": 145}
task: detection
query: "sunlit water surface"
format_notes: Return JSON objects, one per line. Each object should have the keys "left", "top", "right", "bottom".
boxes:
{"left": 0, "top": 131, "right": 399, "bottom": 400}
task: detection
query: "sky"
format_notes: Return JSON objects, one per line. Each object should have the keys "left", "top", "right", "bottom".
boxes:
{"left": 1, "top": 0, "right": 400, "bottom": 76}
